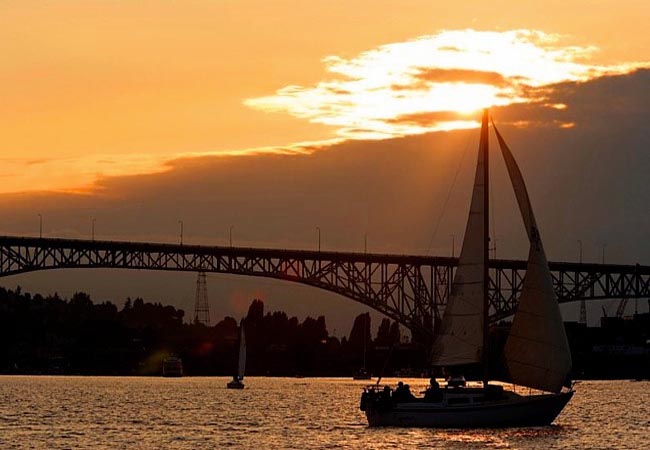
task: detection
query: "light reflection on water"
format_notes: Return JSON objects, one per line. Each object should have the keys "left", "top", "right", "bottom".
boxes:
{"left": 0, "top": 377, "right": 647, "bottom": 449}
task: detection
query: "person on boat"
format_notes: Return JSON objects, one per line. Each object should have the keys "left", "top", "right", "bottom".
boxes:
{"left": 381, "top": 385, "right": 391, "bottom": 400}
{"left": 392, "top": 381, "right": 405, "bottom": 401}
{"left": 392, "top": 381, "right": 407, "bottom": 402}
{"left": 403, "top": 384, "right": 415, "bottom": 401}
{"left": 393, "top": 382, "right": 416, "bottom": 403}
{"left": 378, "top": 385, "right": 392, "bottom": 407}
{"left": 424, "top": 377, "right": 443, "bottom": 402}
{"left": 231, "top": 375, "right": 240, "bottom": 383}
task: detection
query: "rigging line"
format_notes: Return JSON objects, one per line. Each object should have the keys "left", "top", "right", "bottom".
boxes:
{"left": 375, "top": 342, "right": 396, "bottom": 387}
{"left": 425, "top": 130, "right": 474, "bottom": 256}
{"left": 488, "top": 115, "right": 497, "bottom": 258}
{"left": 490, "top": 147, "right": 497, "bottom": 259}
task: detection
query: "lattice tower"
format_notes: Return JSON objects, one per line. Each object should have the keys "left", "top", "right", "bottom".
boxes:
{"left": 579, "top": 299, "right": 587, "bottom": 325}
{"left": 194, "top": 271, "right": 210, "bottom": 326}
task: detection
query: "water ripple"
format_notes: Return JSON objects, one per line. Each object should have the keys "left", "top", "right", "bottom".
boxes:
{"left": 0, "top": 377, "right": 647, "bottom": 449}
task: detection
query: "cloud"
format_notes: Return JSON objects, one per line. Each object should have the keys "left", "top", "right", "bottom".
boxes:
{"left": 385, "top": 111, "right": 468, "bottom": 127}
{"left": 390, "top": 68, "right": 511, "bottom": 93}
{"left": 412, "top": 68, "right": 511, "bottom": 87}
{"left": 4, "top": 29, "right": 647, "bottom": 196}
{"left": 0, "top": 138, "right": 342, "bottom": 195}
{"left": 246, "top": 29, "right": 648, "bottom": 139}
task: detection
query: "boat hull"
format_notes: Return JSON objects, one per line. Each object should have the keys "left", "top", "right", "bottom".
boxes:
{"left": 227, "top": 381, "right": 245, "bottom": 389}
{"left": 365, "top": 391, "right": 573, "bottom": 428}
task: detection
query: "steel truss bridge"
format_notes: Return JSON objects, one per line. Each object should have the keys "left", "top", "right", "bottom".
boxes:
{"left": 1, "top": 236, "right": 648, "bottom": 338}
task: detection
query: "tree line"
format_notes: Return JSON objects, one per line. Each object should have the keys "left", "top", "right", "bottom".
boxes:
{"left": 2, "top": 286, "right": 645, "bottom": 378}
{"left": 0, "top": 287, "right": 423, "bottom": 376}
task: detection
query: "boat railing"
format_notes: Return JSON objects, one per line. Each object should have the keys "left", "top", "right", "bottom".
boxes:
{"left": 506, "top": 383, "right": 550, "bottom": 396}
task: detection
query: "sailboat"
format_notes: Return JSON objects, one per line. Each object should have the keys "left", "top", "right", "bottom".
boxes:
{"left": 353, "top": 314, "right": 372, "bottom": 380}
{"left": 227, "top": 321, "right": 246, "bottom": 389}
{"left": 359, "top": 109, "right": 574, "bottom": 427}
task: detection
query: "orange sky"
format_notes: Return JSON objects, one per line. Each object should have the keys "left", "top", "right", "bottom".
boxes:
{"left": 1, "top": 0, "right": 649, "bottom": 193}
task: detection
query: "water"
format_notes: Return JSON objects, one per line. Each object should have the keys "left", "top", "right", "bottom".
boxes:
{"left": 0, "top": 377, "right": 647, "bottom": 449}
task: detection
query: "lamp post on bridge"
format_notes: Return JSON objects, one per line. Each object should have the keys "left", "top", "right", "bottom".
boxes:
{"left": 577, "top": 240, "right": 583, "bottom": 263}
{"left": 450, "top": 234, "right": 455, "bottom": 258}
{"left": 91, "top": 217, "right": 96, "bottom": 241}
{"left": 577, "top": 240, "right": 587, "bottom": 325}
{"left": 316, "top": 227, "right": 321, "bottom": 252}
{"left": 178, "top": 220, "right": 184, "bottom": 246}
{"left": 602, "top": 243, "right": 607, "bottom": 264}
{"left": 229, "top": 225, "right": 234, "bottom": 247}
{"left": 37, "top": 214, "right": 42, "bottom": 239}
{"left": 364, "top": 233, "right": 368, "bottom": 254}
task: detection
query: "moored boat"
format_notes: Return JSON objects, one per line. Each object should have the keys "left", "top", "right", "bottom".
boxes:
{"left": 162, "top": 356, "right": 183, "bottom": 377}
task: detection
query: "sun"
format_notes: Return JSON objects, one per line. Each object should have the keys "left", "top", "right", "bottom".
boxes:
{"left": 418, "top": 83, "right": 504, "bottom": 114}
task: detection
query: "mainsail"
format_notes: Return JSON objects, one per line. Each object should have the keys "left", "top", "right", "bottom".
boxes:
{"left": 238, "top": 323, "right": 247, "bottom": 380}
{"left": 493, "top": 124, "right": 572, "bottom": 393}
{"left": 431, "top": 110, "right": 489, "bottom": 366}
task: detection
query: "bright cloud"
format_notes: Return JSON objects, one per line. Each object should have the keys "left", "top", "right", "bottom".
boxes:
{"left": 0, "top": 140, "right": 337, "bottom": 195}
{"left": 246, "top": 29, "right": 647, "bottom": 139}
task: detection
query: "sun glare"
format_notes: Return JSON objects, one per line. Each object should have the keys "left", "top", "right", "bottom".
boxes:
{"left": 246, "top": 29, "right": 645, "bottom": 139}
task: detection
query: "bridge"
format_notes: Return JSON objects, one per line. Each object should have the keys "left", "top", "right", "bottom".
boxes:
{"left": 1, "top": 235, "right": 648, "bottom": 338}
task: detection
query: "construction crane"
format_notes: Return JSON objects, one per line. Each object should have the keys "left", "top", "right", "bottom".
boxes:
{"left": 601, "top": 297, "right": 628, "bottom": 319}
{"left": 615, "top": 298, "right": 629, "bottom": 318}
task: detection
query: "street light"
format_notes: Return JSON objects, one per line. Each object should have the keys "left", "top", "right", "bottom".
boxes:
{"left": 37, "top": 214, "right": 42, "bottom": 239}
{"left": 602, "top": 243, "right": 607, "bottom": 264}
{"left": 178, "top": 220, "right": 184, "bottom": 245}
{"left": 91, "top": 217, "right": 96, "bottom": 241}
{"left": 316, "top": 227, "right": 321, "bottom": 252}
{"left": 229, "top": 225, "right": 234, "bottom": 247}
{"left": 364, "top": 233, "right": 368, "bottom": 254}
{"left": 450, "top": 234, "right": 455, "bottom": 258}
{"left": 577, "top": 240, "right": 583, "bottom": 263}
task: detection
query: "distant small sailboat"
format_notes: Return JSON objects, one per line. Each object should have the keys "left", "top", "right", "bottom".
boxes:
{"left": 227, "top": 321, "right": 246, "bottom": 389}
{"left": 353, "top": 314, "right": 372, "bottom": 380}
{"left": 162, "top": 355, "right": 183, "bottom": 377}
{"left": 360, "top": 109, "right": 574, "bottom": 427}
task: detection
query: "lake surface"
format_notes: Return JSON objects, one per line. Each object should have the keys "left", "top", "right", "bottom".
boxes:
{"left": 0, "top": 377, "right": 647, "bottom": 449}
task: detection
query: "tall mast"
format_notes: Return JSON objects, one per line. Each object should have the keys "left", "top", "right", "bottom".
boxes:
{"left": 363, "top": 314, "right": 367, "bottom": 370}
{"left": 480, "top": 108, "right": 490, "bottom": 387}
{"left": 430, "top": 108, "right": 491, "bottom": 370}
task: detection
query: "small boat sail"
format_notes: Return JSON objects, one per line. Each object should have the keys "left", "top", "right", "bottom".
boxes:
{"left": 353, "top": 314, "right": 372, "bottom": 380}
{"left": 227, "top": 321, "right": 246, "bottom": 389}
{"left": 360, "top": 109, "right": 574, "bottom": 427}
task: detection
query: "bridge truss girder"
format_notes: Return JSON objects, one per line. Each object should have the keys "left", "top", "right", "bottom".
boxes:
{"left": 1, "top": 236, "right": 648, "bottom": 337}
